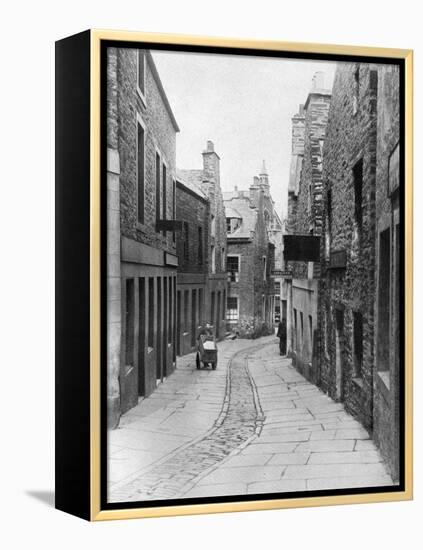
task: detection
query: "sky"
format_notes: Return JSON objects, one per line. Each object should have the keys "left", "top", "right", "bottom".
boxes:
{"left": 152, "top": 50, "right": 337, "bottom": 218}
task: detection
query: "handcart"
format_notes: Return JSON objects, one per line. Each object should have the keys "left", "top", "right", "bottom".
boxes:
{"left": 196, "top": 334, "right": 218, "bottom": 370}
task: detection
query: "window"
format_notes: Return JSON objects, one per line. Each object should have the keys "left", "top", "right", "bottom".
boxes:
{"left": 183, "top": 222, "right": 189, "bottom": 262}
{"left": 137, "top": 50, "right": 146, "bottom": 100}
{"left": 211, "top": 245, "right": 216, "bottom": 273}
{"left": 227, "top": 255, "right": 239, "bottom": 282}
{"left": 353, "top": 311, "right": 363, "bottom": 378}
{"left": 226, "top": 217, "right": 241, "bottom": 234}
{"left": 274, "top": 281, "right": 281, "bottom": 295}
{"left": 198, "top": 227, "right": 203, "bottom": 264}
{"left": 221, "top": 247, "right": 225, "bottom": 271}
{"left": 148, "top": 278, "right": 154, "bottom": 349}
{"left": 137, "top": 120, "right": 145, "bottom": 224}
{"left": 155, "top": 152, "right": 161, "bottom": 228}
{"left": 263, "top": 256, "right": 267, "bottom": 281}
{"left": 227, "top": 296, "right": 238, "bottom": 321}
{"left": 211, "top": 215, "right": 216, "bottom": 237}
{"left": 222, "top": 290, "right": 226, "bottom": 320}
{"left": 353, "top": 159, "right": 363, "bottom": 247}
{"left": 162, "top": 163, "right": 167, "bottom": 236}
{"left": 353, "top": 64, "right": 360, "bottom": 116}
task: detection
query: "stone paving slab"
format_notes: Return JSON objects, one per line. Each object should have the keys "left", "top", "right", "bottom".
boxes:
{"left": 108, "top": 336, "right": 396, "bottom": 503}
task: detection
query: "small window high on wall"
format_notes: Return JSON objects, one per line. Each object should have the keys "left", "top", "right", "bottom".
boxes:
{"left": 137, "top": 50, "right": 146, "bottom": 101}
{"left": 137, "top": 119, "right": 145, "bottom": 224}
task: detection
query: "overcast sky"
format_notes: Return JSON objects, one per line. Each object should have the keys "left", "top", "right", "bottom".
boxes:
{"left": 152, "top": 50, "right": 337, "bottom": 218}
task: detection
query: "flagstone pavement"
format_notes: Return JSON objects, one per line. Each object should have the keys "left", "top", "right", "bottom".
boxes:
{"left": 108, "top": 335, "right": 395, "bottom": 503}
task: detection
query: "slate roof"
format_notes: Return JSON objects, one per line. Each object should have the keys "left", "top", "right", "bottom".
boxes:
{"left": 224, "top": 195, "right": 257, "bottom": 240}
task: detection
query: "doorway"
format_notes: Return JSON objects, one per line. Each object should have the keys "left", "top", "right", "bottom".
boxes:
{"left": 138, "top": 278, "right": 145, "bottom": 396}
{"left": 216, "top": 291, "right": 221, "bottom": 338}
{"left": 176, "top": 290, "right": 181, "bottom": 356}
{"left": 335, "top": 308, "right": 344, "bottom": 401}
{"left": 156, "top": 277, "right": 162, "bottom": 381}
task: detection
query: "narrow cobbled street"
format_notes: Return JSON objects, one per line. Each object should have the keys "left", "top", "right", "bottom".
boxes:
{"left": 108, "top": 336, "right": 393, "bottom": 502}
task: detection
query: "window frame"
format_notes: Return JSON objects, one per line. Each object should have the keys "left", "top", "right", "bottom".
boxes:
{"left": 136, "top": 49, "right": 147, "bottom": 106}
{"left": 136, "top": 113, "right": 146, "bottom": 226}
{"left": 227, "top": 254, "right": 241, "bottom": 283}
{"left": 155, "top": 147, "right": 162, "bottom": 232}
{"left": 227, "top": 296, "right": 239, "bottom": 322}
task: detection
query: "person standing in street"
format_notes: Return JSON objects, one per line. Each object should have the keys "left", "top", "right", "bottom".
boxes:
{"left": 277, "top": 318, "right": 287, "bottom": 356}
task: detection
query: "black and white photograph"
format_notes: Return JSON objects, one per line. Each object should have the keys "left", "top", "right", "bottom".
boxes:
{"left": 104, "top": 44, "right": 403, "bottom": 505}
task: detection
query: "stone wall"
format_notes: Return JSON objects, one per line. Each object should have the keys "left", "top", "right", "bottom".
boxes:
{"left": 288, "top": 91, "right": 331, "bottom": 279}
{"left": 373, "top": 64, "right": 401, "bottom": 481}
{"left": 226, "top": 188, "right": 275, "bottom": 338}
{"left": 176, "top": 181, "right": 209, "bottom": 274}
{"left": 177, "top": 141, "right": 228, "bottom": 339}
{"left": 319, "top": 63, "right": 378, "bottom": 431}
{"left": 117, "top": 49, "right": 177, "bottom": 254}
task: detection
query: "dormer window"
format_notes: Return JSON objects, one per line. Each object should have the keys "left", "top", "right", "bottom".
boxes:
{"left": 226, "top": 217, "right": 241, "bottom": 234}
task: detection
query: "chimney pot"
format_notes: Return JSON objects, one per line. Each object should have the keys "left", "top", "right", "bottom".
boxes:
{"left": 206, "top": 140, "right": 214, "bottom": 152}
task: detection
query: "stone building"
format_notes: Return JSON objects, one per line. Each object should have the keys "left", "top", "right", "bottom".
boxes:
{"left": 175, "top": 176, "right": 210, "bottom": 356}
{"left": 285, "top": 73, "right": 331, "bottom": 380}
{"left": 106, "top": 48, "right": 180, "bottom": 428}
{"left": 318, "top": 62, "right": 379, "bottom": 432}
{"left": 178, "top": 141, "right": 227, "bottom": 340}
{"left": 223, "top": 165, "right": 276, "bottom": 337}
{"left": 373, "top": 65, "right": 401, "bottom": 481}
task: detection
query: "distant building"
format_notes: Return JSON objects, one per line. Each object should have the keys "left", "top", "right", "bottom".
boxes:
{"left": 285, "top": 72, "right": 331, "bottom": 381}
{"left": 178, "top": 141, "right": 227, "bottom": 340}
{"left": 223, "top": 163, "right": 277, "bottom": 337}
{"left": 373, "top": 64, "right": 401, "bottom": 481}
{"left": 106, "top": 48, "right": 180, "bottom": 428}
{"left": 175, "top": 176, "right": 209, "bottom": 356}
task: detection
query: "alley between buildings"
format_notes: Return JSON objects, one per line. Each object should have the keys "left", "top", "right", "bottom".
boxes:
{"left": 108, "top": 336, "right": 393, "bottom": 503}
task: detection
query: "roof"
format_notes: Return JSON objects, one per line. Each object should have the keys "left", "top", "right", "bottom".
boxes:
{"left": 223, "top": 189, "right": 248, "bottom": 201}
{"left": 304, "top": 88, "right": 332, "bottom": 110}
{"left": 176, "top": 173, "right": 208, "bottom": 201}
{"left": 224, "top": 195, "right": 257, "bottom": 240}
{"left": 225, "top": 206, "right": 242, "bottom": 219}
{"left": 147, "top": 51, "right": 180, "bottom": 132}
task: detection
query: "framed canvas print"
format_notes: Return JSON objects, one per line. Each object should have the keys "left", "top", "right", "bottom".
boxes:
{"left": 55, "top": 29, "right": 413, "bottom": 521}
